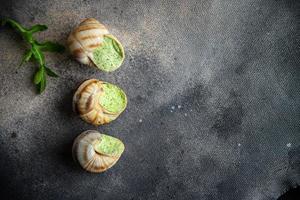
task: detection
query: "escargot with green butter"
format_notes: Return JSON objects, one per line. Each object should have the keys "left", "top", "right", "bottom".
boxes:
{"left": 73, "top": 79, "right": 127, "bottom": 126}
{"left": 72, "top": 130, "right": 125, "bottom": 173}
{"left": 68, "top": 18, "right": 125, "bottom": 72}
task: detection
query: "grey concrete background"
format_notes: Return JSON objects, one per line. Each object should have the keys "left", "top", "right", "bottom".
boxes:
{"left": 0, "top": 0, "right": 299, "bottom": 199}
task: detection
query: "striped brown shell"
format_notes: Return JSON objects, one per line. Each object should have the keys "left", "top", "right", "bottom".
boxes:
{"left": 72, "top": 79, "right": 127, "bottom": 126}
{"left": 67, "top": 18, "right": 109, "bottom": 66}
{"left": 72, "top": 130, "right": 124, "bottom": 173}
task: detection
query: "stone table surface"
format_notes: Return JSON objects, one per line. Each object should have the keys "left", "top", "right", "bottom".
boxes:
{"left": 0, "top": 0, "right": 299, "bottom": 199}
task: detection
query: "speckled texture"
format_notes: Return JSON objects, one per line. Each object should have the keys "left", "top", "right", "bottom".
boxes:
{"left": 0, "top": 0, "right": 299, "bottom": 199}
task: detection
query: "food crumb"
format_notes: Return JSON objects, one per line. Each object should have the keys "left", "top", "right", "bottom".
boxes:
{"left": 11, "top": 132, "right": 17, "bottom": 138}
{"left": 170, "top": 110, "right": 173, "bottom": 113}
{"left": 178, "top": 105, "right": 182, "bottom": 109}
{"left": 238, "top": 143, "right": 241, "bottom": 147}
{"left": 139, "top": 119, "right": 143, "bottom": 123}
{"left": 171, "top": 106, "right": 175, "bottom": 110}
{"left": 184, "top": 113, "right": 187, "bottom": 116}
{"left": 286, "top": 143, "right": 292, "bottom": 148}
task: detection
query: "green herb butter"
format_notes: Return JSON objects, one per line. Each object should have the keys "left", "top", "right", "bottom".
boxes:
{"left": 99, "top": 83, "right": 126, "bottom": 113}
{"left": 95, "top": 134, "right": 125, "bottom": 156}
{"left": 92, "top": 35, "right": 124, "bottom": 72}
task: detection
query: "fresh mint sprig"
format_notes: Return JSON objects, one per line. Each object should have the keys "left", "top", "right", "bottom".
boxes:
{"left": 1, "top": 18, "right": 65, "bottom": 93}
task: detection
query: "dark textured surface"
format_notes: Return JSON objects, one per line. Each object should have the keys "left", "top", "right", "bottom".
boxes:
{"left": 0, "top": 0, "right": 299, "bottom": 199}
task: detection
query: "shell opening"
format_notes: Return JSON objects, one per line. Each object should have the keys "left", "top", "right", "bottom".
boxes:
{"left": 93, "top": 134, "right": 125, "bottom": 157}
{"left": 98, "top": 83, "right": 127, "bottom": 114}
{"left": 91, "top": 35, "right": 124, "bottom": 72}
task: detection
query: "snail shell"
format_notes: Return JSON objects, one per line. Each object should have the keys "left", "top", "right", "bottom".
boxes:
{"left": 72, "top": 130, "right": 125, "bottom": 173}
{"left": 67, "top": 18, "right": 124, "bottom": 71}
{"left": 73, "top": 79, "right": 127, "bottom": 126}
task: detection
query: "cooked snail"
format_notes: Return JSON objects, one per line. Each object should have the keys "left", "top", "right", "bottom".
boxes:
{"left": 73, "top": 79, "right": 127, "bottom": 126}
{"left": 68, "top": 18, "right": 125, "bottom": 72}
{"left": 72, "top": 130, "right": 125, "bottom": 173}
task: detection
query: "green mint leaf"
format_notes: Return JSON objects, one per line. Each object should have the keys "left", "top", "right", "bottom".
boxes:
{"left": 31, "top": 45, "right": 45, "bottom": 66}
{"left": 33, "top": 67, "right": 43, "bottom": 84}
{"left": 1, "top": 18, "right": 34, "bottom": 42}
{"left": 1, "top": 18, "right": 27, "bottom": 33}
{"left": 2, "top": 18, "right": 64, "bottom": 94}
{"left": 19, "top": 49, "right": 33, "bottom": 67}
{"left": 38, "top": 76, "right": 46, "bottom": 93}
{"left": 28, "top": 24, "right": 48, "bottom": 33}
{"left": 38, "top": 41, "right": 65, "bottom": 53}
{"left": 45, "top": 66, "right": 58, "bottom": 77}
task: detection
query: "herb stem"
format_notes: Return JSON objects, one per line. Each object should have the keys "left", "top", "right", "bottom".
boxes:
{"left": 1, "top": 18, "right": 64, "bottom": 93}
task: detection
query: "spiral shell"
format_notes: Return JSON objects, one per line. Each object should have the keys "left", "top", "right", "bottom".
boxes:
{"left": 73, "top": 79, "right": 127, "bottom": 126}
{"left": 67, "top": 18, "right": 124, "bottom": 71}
{"left": 72, "top": 130, "right": 125, "bottom": 173}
